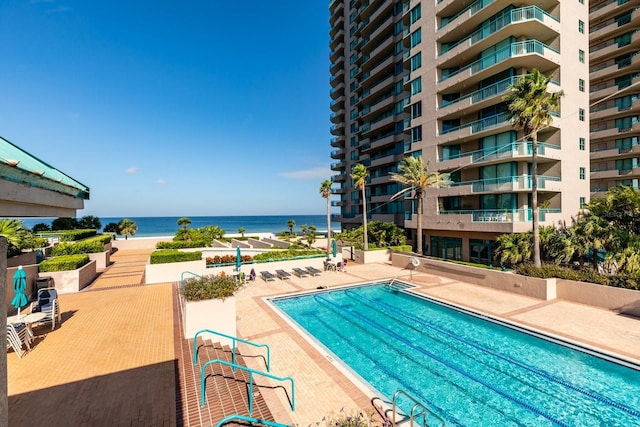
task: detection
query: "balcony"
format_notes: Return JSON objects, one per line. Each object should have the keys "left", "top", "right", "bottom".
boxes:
{"left": 591, "top": 143, "right": 640, "bottom": 160}
{"left": 331, "top": 159, "right": 347, "bottom": 170}
{"left": 437, "top": 141, "right": 561, "bottom": 168}
{"left": 590, "top": 120, "right": 640, "bottom": 142}
{"left": 330, "top": 135, "right": 346, "bottom": 148}
{"left": 446, "top": 175, "right": 562, "bottom": 195}
{"left": 438, "top": 6, "right": 560, "bottom": 66}
{"left": 590, "top": 53, "right": 640, "bottom": 82}
{"left": 330, "top": 147, "right": 346, "bottom": 159}
{"left": 591, "top": 166, "right": 640, "bottom": 180}
{"left": 438, "top": 208, "right": 561, "bottom": 223}
{"left": 438, "top": 75, "right": 517, "bottom": 115}
{"left": 331, "top": 200, "right": 347, "bottom": 207}
{"left": 332, "top": 172, "right": 348, "bottom": 182}
{"left": 439, "top": 40, "right": 560, "bottom": 93}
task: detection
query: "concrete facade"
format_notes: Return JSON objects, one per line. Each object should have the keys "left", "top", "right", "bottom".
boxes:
{"left": 329, "top": 1, "right": 591, "bottom": 262}
{"left": 589, "top": 0, "right": 640, "bottom": 196}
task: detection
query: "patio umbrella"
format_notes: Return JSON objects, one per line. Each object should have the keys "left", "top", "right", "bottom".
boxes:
{"left": 11, "top": 266, "right": 28, "bottom": 316}
{"left": 332, "top": 239, "right": 337, "bottom": 258}
{"left": 236, "top": 247, "right": 242, "bottom": 271}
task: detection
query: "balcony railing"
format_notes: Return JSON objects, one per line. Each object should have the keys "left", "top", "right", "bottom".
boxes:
{"left": 440, "top": 76, "right": 516, "bottom": 108}
{"left": 439, "top": 141, "right": 560, "bottom": 163}
{"left": 438, "top": 0, "right": 496, "bottom": 30}
{"left": 449, "top": 175, "right": 561, "bottom": 192}
{"left": 440, "top": 40, "right": 558, "bottom": 83}
{"left": 440, "top": 6, "right": 559, "bottom": 56}
{"left": 438, "top": 208, "right": 561, "bottom": 222}
{"left": 441, "top": 112, "right": 510, "bottom": 135}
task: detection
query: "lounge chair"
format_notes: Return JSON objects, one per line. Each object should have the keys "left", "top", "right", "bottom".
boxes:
{"left": 6, "top": 323, "right": 30, "bottom": 358}
{"left": 292, "top": 267, "right": 310, "bottom": 278}
{"left": 30, "top": 287, "right": 61, "bottom": 330}
{"left": 260, "top": 271, "right": 276, "bottom": 282}
{"left": 275, "top": 269, "right": 291, "bottom": 280}
{"left": 306, "top": 266, "right": 323, "bottom": 276}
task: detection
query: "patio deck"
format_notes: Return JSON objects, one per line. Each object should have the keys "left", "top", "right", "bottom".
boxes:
{"left": 7, "top": 248, "right": 640, "bottom": 426}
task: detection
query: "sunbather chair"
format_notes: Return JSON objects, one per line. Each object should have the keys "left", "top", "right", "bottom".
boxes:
{"left": 260, "top": 271, "right": 276, "bottom": 282}
{"left": 30, "top": 287, "right": 61, "bottom": 330}
{"left": 292, "top": 267, "right": 310, "bottom": 278}
{"left": 275, "top": 269, "right": 291, "bottom": 280}
{"left": 306, "top": 266, "right": 323, "bottom": 276}
{"left": 6, "top": 322, "right": 30, "bottom": 358}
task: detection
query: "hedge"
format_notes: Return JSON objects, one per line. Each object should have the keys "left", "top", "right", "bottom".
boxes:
{"left": 39, "top": 254, "right": 90, "bottom": 272}
{"left": 252, "top": 249, "right": 323, "bottom": 261}
{"left": 180, "top": 274, "right": 242, "bottom": 301}
{"left": 150, "top": 249, "right": 202, "bottom": 264}
{"left": 514, "top": 263, "right": 640, "bottom": 290}
{"left": 59, "top": 229, "right": 98, "bottom": 242}
{"left": 369, "top": 245, "right": 412, "bottom": 252}
{"left": 156, "top": 240, "right": 210, "bottom": 249}
{"left": 51, "top": 235, "right": 112, "bottom": 256}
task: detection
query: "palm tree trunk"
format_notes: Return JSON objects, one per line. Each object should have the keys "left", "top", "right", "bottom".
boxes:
{"left": 416, "top": 192, "right": 423, "bottom": 255}
{"left": 326, "top": 197, "right": 331, "bottom": 258}
{"left": 362, "top": 186, "right": 368, "bottom": 251}
{"left": 532, "top": 132, "right": 541, "bottom": 267}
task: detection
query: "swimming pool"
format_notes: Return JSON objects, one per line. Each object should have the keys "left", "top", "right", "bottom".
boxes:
{"left": 271, "top": 282, "right": 640, "bottom": 426}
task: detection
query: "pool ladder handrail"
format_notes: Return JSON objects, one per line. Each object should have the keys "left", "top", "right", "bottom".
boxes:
{"left": 201, "top": 359, "right": 295, "bottom": 414}
{"left": 392, "top": 390, "right": 445, "bottom": 427}
{"left": 193, "top": 328, "right": 271, "bottom": 372}
{"left": 216, "top": 414, "right": 292, "bottom": 427}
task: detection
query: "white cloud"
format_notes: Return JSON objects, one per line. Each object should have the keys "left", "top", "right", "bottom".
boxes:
{"left": 125, "top": 167, "right": 138, "bottom": 174}
{"left": 155, "top": 179, "right": 166, "bottom": 185}
{"left": 278, "top": 166, "right": 332, "bottom": 180}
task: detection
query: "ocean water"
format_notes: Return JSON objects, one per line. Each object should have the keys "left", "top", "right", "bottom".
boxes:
{"left": 17, "top": 215, "right": 341, "bottom": 238}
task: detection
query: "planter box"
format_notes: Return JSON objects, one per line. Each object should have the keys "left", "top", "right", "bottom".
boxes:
{"left": 354, "top": 248, "right": 391, "bottom": 264}
{"left": 45, "top": 260, "right": 97, "bottom": 294}
{"left": 145, "top": 259, "right": 207, "bottom": 284}
{"left": 181, "top": 296, "right": 236, "bottom": 345}
{"left": 88, "top": 250, "right": 110, "bottom": 270}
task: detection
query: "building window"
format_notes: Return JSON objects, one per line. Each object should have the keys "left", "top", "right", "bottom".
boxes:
{"left": 579, "top": 137, "right": 585, "bottom": 150}
{"left": 350, "top": 137, "right": 357, "bottom": 147}
{"left": 578, "top": 20, "right": 584, "bottom": 34}
{"left": 411, "top": 101, "right": 422, "bottom": 119}
{"left": 579, "top": 108, "right": 585, "bottom": 121}
{"left": 579, "top": 167, "right": 585, "bottom": 179}
{"left": 410, "top": 52, "right": 422, "bottom": 71}
{"left": 410, "top": 4, "right": 421, "bottom": 24}
{"left": 410, "top": 29, "right": 422, "bottom": 48}
{"left": 579, "top": 78, "right": 585, "bottom": 92}
{"left": 579, "top": 0, "right": 584, "bottom": 4}
{"left": 411, "top": 125, "right": 422, "bottom": 142}
{"left": 579, "top": 197, "right": 586, "bottom": 208}
{"left": 410, "top": 77, "right": 422, "bottom": 95}
{"left": 579, "top": 49, "right": 585, "bottom": 63}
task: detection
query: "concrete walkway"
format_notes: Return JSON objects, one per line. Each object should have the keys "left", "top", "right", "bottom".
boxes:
{"left": 7, "top": 248, "right": 640, "bottom": 426}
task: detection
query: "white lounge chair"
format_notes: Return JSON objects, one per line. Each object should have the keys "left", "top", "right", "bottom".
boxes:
{"left": 292, "top": 268, "right": 310, "bottom": 278}
{"left": 30, "top": 288, "right": 61, "bottom": 330}
{"left": 275, "top": 269, "right": 291, "bottom": 280}
{"left": 260, "top": 271, "right": 276, "bottom": 282}
{"left": 6, "top": 323, "right": 30, "bottom": 358}
{"left": 305, "top": 266, "right": 323, "bottom": 276}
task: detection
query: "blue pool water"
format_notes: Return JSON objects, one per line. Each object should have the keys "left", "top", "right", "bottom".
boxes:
{"left": 272, "top": 283, "right": 640, "bottom": 427}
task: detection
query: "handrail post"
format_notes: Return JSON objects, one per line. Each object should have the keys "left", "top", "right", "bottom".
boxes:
{"left": 249, "top": 372, "right": 254, "bottom": 415}
{"left": 232, "top": 338, "right": 237, "bottom": 373}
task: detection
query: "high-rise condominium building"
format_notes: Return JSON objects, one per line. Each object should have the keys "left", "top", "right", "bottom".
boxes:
{"left": 589, "top": 0, "right": 640, "bottom": 196}
{"left": 329, "top": 0, "right": 591, "bottom": 263}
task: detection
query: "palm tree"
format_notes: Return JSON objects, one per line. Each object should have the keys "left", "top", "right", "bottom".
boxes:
{"left": 177, "top": 217, "right": 191, "bottom": 230}
{"left": 306, "top": 225, "right": 317, "bottom": 248}
{"left": 351, "top": 163, "right": 369, "bottom": 250}
{"left": 320, "top": 179, "right": 333, "bottom": 258}
{"left": 503, "top": 69, "right": 563, "bottom": 267}
{"left": 118, "top": 219, "right": 138, "bottom": 240}
{"left": 494, "top": 232, "right": 532, "bottom": 268}
{"left": 0, "top": 219, "right": 33, "bottom": 256}
{"left": 238, "top": 227, "right": 245, "bottom": 238}
{"left": 390, "top": 156, "right": 451, "bottom": 255}
{"left": 287, "top": 219, "right": 296, "bottom": 236}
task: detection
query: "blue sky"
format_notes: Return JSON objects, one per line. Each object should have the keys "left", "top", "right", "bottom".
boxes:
{"left": 0, "top": 1, "right": 333, "bottom": 217}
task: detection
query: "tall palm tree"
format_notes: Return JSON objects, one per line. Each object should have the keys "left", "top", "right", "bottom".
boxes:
{"left": 351, "top": 163, "right": 369, "bottom": 250}
{"left": 0, "top": 219, "right": 33, "bottom": 256}
{"left": 287, "top": 219, "right": 296, "bottom": 236}
{"left": 503, "top": 69, "right": 563, "bottom": 267}
{"left": 118, "top": 219, "right": 138, "bottom": 240}
{"left": 320, "top": 179, "right": 333, "bottom": 257}
{"left": 390, "top": 156, "right": 451, "bottom": 255}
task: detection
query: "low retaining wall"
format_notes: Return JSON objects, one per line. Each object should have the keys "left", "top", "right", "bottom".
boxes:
{"left": 247, "top": 238, "right": 272, "bottom": 248}
{"left": 112, "top": 237, "right": 171, "bottom": 250}
{"left": 230, "top": 239, "right": 251, "bottom": 249}
{"left": 354, "top": 249, "right": 391, "bottom": 264}
{"left": 46, "top": 260, "right": 97, "bottom": 294}
{"left": 391, "top": 253, "right": 556, "bottom": 300}
{"left": 7, "top": 252, "right": 37, "bottom": 268}
{"left": 262, "top": 238, "right": 290, "bottom": 248}
{"left": 89, "top": 250, "right": 111, "bottom": 270}
{"left": 557, "top": 279, "right": 640, "bottom": 316}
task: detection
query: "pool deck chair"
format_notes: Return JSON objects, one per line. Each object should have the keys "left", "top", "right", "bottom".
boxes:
{"left": 292, "top": 267, "right": 310, "bottom": 278}
{"left": 306, "top": 266, "right": 323, "bottom": 276}
{"left": 260, "top": 271, "right": 276, "bottom": 282}
{"left": 275, "top": 269, "right": 291, "bottom": 280}
{"left": 30, "top": 287, "right": 61, "bottom": 331}
{"left": 7, "top": 323, "right": 30, "bottom": 358}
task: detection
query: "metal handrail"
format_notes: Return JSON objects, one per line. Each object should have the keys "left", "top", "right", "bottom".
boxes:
{"left": 180, "top": 271, "right": 201, "bottom": 288}
{"left": 201, "top": 359, "right": 294, "bottom": 414}
{"left": 392, "top": 390, "right": 445, "bottom": 427}
{"left": 216, "top": 414, "right": 292, "bottom": 427}
{"left": 193, "top": 329, "right": 270, "bottom": 372}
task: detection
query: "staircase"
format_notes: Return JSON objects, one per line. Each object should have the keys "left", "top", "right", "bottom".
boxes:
{"left": 177, "top": 335, "right": 275, "bottom": 426}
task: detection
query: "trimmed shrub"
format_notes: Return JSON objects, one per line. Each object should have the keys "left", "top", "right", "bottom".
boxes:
{"left": 205, "top": 255, "right": 253, "bottom": 266}
{"left": 150, "top": 249, "right": 202, "bottom": 264}
{"left": 156, "top": 240, "right": 209, "bottom": 249}
{"left": 59, "top": 229, "right": 98, "bottom": 242}
{"left": 51, "top": 234, "right": 112, "bottom": 255}
{"left": 39, "top": 254, "right": 90, "bottom": 272}
{"left": 252, "top": 249, "right": 323, "bottom": 262}
{"left": 515, "top": 263, "right": 610, "bottom": 285}
{"left": 180, "top": 274, "right": 242, "bottom": 301}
